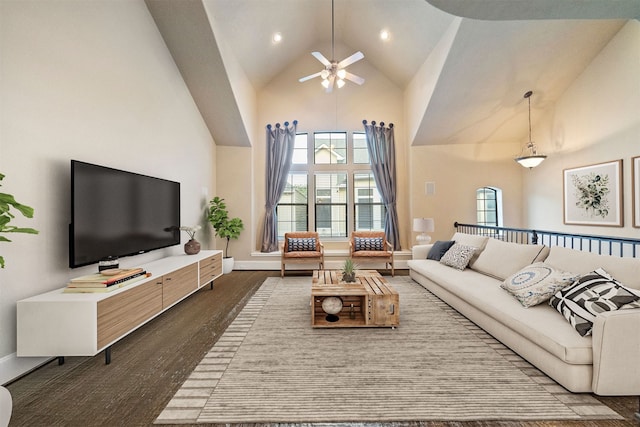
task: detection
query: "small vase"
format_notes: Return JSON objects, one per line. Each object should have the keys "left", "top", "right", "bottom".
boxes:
{"left": 184, "top": 239, "right": 201, "bottom": 255}
{"left": 342, "top": 272, "right": 356, "bottom": 283}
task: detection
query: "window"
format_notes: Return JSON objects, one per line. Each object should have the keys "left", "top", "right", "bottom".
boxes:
{"left": 276, "top": 132, "right": 383, "bottom": 238}
{"left": 276, "top": 173, "right": 308, "bottom": 234}
{"left": 476, "top": 187, "right": 502, "bottom": 226}
{"left": 354, "top": 172, "right": 385, "bottom": 230}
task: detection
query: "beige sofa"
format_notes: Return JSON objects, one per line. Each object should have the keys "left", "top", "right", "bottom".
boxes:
{"left": 407, "top": 232, "right": 640, "bottom": 396}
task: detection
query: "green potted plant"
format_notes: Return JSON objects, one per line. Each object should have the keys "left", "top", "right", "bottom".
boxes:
{"left": 0, "top": 173, "right": 39, "bottom": 268}
{"left": 341, "top": 258, "right": 357, "bottom": 283}
{"left": 207, "top": 196, "right": 244, "bottom": 273}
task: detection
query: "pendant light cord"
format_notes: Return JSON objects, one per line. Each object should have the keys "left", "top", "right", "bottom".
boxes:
{"left": 331, "top": 0, "right": 335, "bottom": 60}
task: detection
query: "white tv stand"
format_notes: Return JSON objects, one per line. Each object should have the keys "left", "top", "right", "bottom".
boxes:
{"left": 17, "top": 250, "right": 222, "bottom": 364}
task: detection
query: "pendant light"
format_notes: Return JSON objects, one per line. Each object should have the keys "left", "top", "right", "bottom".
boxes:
{"left": 515, "top": 90, "right": 546, "bottom": 169}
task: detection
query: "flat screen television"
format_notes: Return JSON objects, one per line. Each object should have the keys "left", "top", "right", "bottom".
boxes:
{"left": 69, "top": 160, "right": 181, "bottom": 268}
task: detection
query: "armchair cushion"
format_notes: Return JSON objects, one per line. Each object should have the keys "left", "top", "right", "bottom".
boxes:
{"left": 287, "top": 237, "right": 317, "bottom": 252}
{"left": 354, "top": 237, "right": 384, "bottom": 251}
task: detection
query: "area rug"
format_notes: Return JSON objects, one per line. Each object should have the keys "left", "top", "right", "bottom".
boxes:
{"left": 155, "top": 276, "right": 621, "bottom": 424}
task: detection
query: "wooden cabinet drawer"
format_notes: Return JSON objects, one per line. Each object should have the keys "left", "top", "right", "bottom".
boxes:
{"left": 199, "top": 252, "right": 222, "bottom": 285}
{"left": 97, "top": 279, "right": 162, "bottom": 349}
{"left": 162, "top": 263, "right": 198, "bottom": 308}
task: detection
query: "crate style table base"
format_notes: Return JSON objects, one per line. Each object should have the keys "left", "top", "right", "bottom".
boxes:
{"left": 311, "top": 270, "right": 399, "bottom": 328}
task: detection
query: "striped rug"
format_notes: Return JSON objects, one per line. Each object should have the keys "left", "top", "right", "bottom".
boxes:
{"left": 155, "top": 276, "right": 621, "bottom": 424}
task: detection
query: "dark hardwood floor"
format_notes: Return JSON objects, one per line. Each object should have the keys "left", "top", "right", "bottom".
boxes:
{"left": 6, "top": 270, "right": 639, "bottom": 426}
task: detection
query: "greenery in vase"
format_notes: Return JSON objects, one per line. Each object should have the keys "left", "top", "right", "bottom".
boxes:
{"left": 207, "top": 196, "right": 244, "bottom": 258}
{"left": 0, "top": 173, "right": 39, "bottom": 268}
{"left": 342, "top": 258, "right": 357, "bottom": 282}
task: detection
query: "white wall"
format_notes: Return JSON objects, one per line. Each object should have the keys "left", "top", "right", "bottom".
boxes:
{"left": 522, "top": 20, "right": 640, "bottom": 238}
{"left": 0, "top": 0, "right": 215, "bottom": 383}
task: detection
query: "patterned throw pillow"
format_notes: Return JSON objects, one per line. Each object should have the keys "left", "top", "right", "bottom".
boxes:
{"left": 439, "top": 243, "right": 476, "bottom": 270}
{"left": 427, "top": 240, "right": 456, "bottom": 261}
{"left": 501, "top": 262, "right": 578, "bottom": 308}
{"left": 548, "top": 268, "right": 640, "bottom": 336}
{"left": 354, "top": 237, "right": 384, "bottom": 251}
{"left": 287, "top": 237, "right": 316, "bottom": 252}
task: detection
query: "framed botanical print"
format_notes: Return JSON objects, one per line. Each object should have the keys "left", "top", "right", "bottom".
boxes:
{"left": 563, "top": 160, "right": 623, "bottom": 227}
{"left": 633, "top": 156, "right": 640, "bottom": 228}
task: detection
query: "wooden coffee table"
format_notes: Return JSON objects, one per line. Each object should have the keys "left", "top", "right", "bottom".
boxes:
{"left": 311, "top": 270, "right": 399, "bottom": 328}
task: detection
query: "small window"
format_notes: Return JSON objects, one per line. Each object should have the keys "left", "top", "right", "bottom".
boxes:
{"left": 314, "top": 132, "right": 347, "bottom": 164}
{"left": 292, "top": 133, "right": 308, "bottom": 164}
{"left": 476, "top": 187, "right": 502, "bottom": 227}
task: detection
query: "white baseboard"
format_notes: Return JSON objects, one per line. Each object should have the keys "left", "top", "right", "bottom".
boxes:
{"left": 0, "top": 353, "right": 50, "bottom": 385}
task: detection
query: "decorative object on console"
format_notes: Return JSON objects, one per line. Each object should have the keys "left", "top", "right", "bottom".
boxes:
{"left": 180, "top": 225, "right": 202, "bottom": 255}
{"left": 298, "top": 0, "right": 364, "bottom": 92}
{"left": 549, "top": 268, "right": 640, "bottom": 337}
{"left": 207, "top": 197, "right": 244, "bottom": 273}
{"left": 0, "top": 172, "right": 39, "bottom": 269}
{"left": 413, "top": 217, "right": 435, "bottom": 244}
{"left": 633, "top": 155, "right": 640, "bottom": 228}
{"left": 514, "top": 90, "right": 546, "bottom": 169}
{"left": 563, "top": 160, "right": 623, "bottom": 227}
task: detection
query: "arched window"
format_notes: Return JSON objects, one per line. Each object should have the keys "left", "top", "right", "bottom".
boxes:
{"left": 476, "top": 187, "right": 502, "bottom": 226}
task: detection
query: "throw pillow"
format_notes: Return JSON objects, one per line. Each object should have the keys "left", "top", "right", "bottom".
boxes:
{"left": 501, "top": 262, "right": 578, "bottom": 308}
{"left": 354, "top": 237, "right": 384, "bottom": 251}
{"left": 427, "top": 240, "right": 455, "bottom": 261}
{"left": 287, "top": 237, "right": 316, "bottom": 252}
{"left": 549, "top": 268, "right": 640, "bottom": 336}
{"left": 439, "top": 243, "right": 476, "bottom": 270}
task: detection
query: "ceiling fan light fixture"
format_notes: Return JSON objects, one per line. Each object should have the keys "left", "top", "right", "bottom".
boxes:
{"left": 336, "top": 79, "right": 345, "bottom": 88}
{"left": 320, "top": 69, "right": 330, "bottom": 80}
{"left": 337, "top": 69, "right": 346, "bottom": 79}
{"left": 321, "top": 79, "right": 330, "bottom": 89}
{"left": 515, "top": 91, "right": 547, "bottom": 169}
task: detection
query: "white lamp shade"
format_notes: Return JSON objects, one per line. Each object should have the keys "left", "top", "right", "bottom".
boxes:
{"left": 413, "top": 218, "right": 434, "bottom": 233}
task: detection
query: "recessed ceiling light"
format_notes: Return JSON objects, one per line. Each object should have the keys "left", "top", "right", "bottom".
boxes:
{"left": 272, "top": 32, "right": 282, "bottom": 44}
{"left": 380, "top": 29, "right": 390, "bottom": 41}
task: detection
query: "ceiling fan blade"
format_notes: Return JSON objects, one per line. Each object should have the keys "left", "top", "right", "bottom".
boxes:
{"left": 298, "top": 71, "right": 323, "bottom": 83}
{"left": 337, "top": 51, "right": 364, "bottom": 68}
{"left": 311, "top": 51, "right": 332, "bottom": 67}
{"left": 344, "top": 71, "right": 365, "bottom": 85}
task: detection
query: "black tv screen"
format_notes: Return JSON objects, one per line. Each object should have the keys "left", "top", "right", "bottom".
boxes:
{"left": 69, "top": 160, "right": 180, "bottom": 268}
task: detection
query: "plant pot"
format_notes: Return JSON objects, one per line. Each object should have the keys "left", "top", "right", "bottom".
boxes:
{"left": 222, "top": 257, "right": 234, "bottom": 274}
{"left": 342, "top": 272, "right": 356, "bottom": 283}
{"left": 184, "top": 239, "right": 201, "bottom": 255}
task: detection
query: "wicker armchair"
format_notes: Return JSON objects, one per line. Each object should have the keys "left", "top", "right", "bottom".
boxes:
{"left": 281, "top": 232, "right": 324, "bottom": 277}
{"left": 349, "top": 231, "right": 394, "bottom": 276}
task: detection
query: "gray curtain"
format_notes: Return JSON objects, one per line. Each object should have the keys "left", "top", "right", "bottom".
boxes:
{"left": 362, "top": 120, "right": 400, "bottom": 250}
{"left": 260, "top": 121, "right": 297, "bottom": 252}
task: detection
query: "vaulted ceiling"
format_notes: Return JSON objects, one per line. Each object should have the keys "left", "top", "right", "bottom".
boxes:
{"left": 145, "top": 0, "right": 639, "bottom": 148}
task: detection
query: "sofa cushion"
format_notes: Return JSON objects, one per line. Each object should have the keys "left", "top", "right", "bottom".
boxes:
{"left": 549, "top": 268, "right": 640, "bottom": 337}
{"left": 471, "top": 239, "right": 549, "bottom": 280}
{"left": 287, "top": 237, "right": 316, "bottom": 252}
{"left": 545, "top": 246, "right": 640, "bottom": 291}
{"left": 501, "top": 262, "right": 579, "bottom": 307}
{"left": 427, "top": 240, "right": 455, "bottom": 261}
{"left": 451, "top": 232, "right": 489, "bottom": 266}
{"left": 408, "top": 259, "right": 593, "bottom": 364}
{"left": 354, "top": 237, "right": 384, "bottom": 251}
{"left": 440, "top": 243, "right": 476, "bottom": 270}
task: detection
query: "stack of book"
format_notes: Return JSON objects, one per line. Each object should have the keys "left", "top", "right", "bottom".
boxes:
{"left": 64, "top": 268, "right": 151, "bottom": 293}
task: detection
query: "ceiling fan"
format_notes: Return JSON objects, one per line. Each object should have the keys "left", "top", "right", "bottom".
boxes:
{"left": 298, "top": 0, "right": 365, "bottom": 93}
